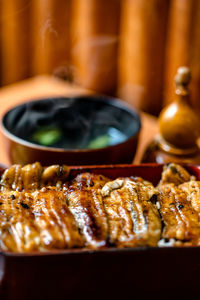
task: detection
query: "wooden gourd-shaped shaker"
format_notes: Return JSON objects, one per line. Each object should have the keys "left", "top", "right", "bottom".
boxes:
{"left": 142, "top": 66, "right": 200, "bottom": 164}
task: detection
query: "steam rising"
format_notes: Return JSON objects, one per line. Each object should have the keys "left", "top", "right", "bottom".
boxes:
{"left": 41, "top": 16, "right": 58, "bottom": 48}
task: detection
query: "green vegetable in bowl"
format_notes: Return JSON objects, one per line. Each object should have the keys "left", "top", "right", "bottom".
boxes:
{"left": 32, "top": 126, "right": 62, "bottom": 146}
{"left": 87, "top": 134, "right": 110, "bottom": 149}
{"left": 87, "top": 128, "right": 127, "bottom": 149}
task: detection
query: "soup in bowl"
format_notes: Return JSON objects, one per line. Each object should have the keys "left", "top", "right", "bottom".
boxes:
{"left": 1, "top": 95, "right": 141, "bottom": 165}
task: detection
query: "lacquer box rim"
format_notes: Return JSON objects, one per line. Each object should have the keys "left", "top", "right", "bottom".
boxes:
{"left": 1, "top": 163, "right": 200, "bottom": 299}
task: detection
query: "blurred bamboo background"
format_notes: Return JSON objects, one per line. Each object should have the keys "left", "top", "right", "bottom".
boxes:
{"left": 0, "top": 0, "right": 200, "bottom": 115}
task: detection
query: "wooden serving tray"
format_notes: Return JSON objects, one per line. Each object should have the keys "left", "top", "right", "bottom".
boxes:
{"left": 0, "top": 163, "right": 200, "bottom": 300}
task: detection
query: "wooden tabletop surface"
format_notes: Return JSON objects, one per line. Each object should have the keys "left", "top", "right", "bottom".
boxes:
{"left": 0, "top": 76, "right": 158, "bottom": 166}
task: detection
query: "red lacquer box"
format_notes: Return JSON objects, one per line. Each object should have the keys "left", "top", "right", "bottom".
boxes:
{"left": 0, "top": 163, "right": 200, "bottom": 300}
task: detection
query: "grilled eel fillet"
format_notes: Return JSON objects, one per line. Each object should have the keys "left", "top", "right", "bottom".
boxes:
{"left": 0, "top": 163, "right": 84, "bottom": 252}
{"left": 157, "top": 163, "right": 200, "bottom": 246}
{"left": 65, "top": 174, "right": 161, "bottom": 248}
{"left": 0, "top": 163, "right": 162, "bottom": 252}
{"left": 101, "top": 179, "right": 161, "bottom": 247}
{"left": 158, "top": 163, "right": 196, "bottom": 186}
{"left": 64, "top": 173, "right": 110, "bottom": 248}
{"left": 0, "top": 162, "right": 70, "bottom": 191}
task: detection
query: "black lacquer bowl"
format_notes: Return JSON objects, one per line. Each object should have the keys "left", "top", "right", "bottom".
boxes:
{"left": 1, "top": 95, "right": 141, "bottom": 165}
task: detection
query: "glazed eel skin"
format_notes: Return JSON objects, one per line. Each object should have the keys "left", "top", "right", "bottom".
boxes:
{"left": 157, "top": 164, "right": 200, "bottom": 246}
{"left": 0, "top": 162, "right": 200, "bottom": 252}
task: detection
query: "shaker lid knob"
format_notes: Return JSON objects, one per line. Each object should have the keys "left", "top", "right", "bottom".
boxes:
{"left": 174, "top": 66, "right": 191, "bottom": 95}
{"left": 175, "top": 66, "right": 191, "bottom": 86}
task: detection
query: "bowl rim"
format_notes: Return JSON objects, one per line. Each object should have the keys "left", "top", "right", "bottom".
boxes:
{"left": 1, "top": 95, "right": 141, "bottom": 153}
